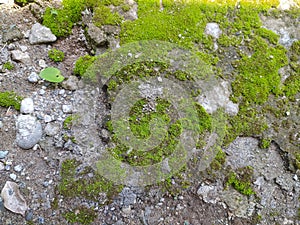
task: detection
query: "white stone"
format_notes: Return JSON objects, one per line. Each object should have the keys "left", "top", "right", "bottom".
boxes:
{"left": 62, "top": 105, "right": 73, "bottom": 114}
{"left": 28, "top": 72, "right": 40, "bottom": 83}
{"left": 11, "top": 50, "right": 31, "bottom": 64}
{"left": 277, "top": 0, "right": 299, "bottom": 10}
{"left": 38, "top": 59, "right": 47, "bottom": 68}
{"left": 14, "top": 165, "right": 23, "bottom": 172}
{"left": 205, "top": 23, "right": 222, "bottom": 39}
{"left": 9, "top": 173, "right": 17, "bottom": 181}
{"left": 20, "top": 98, "right": 34, "bottom": 114}
{"left": 29, "top": 23, "right": 57, "bottom": 44}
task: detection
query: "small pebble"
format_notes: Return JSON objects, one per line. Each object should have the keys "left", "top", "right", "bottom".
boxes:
{"left": 38, "top": 216, "right": 45, "bottom": 224}
{"left": 14, "top": 165, "right": 23, "bottom": 172}
{"left": 44, "top": 115, "right": 52, "bottom": 123}
{"left": 0, "top": 162, "right": 5, "bottom": 171}
{"left": 39, "top": 89, "right": 45, "bottom": 95}
{"left": 0, "top": 150, "right": 8, "bottom": 159}
{"left": 38, "top": 59, "right": 47, "bottom": 68}
{"left": 10, "top": 173, "right": 17, "bottom": 181}
{"left": 28, "top": 72, "right": 39, "bottom": 83}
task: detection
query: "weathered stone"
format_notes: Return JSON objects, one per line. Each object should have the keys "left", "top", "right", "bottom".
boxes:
{"left": 2, "top": 26, "right": 23, "bottom": 43}
{"left": 62, "top": 76, "right": 79, "bottom": 91}
{"left": 11, "top": 50, "right": 31, "bottom": 64}
{"left": 29, "top": 23, "right": 57, "bottom": 44}
{"left": 87, "top": 23, "right": 108, "bottom": 47}
{"left": 1, "top": 181, "right": 28, "bottom": 216}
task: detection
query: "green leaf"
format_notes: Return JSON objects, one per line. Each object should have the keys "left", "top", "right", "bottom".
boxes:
{"left": 39, "top": 67, "right": 65, "bottom": 83}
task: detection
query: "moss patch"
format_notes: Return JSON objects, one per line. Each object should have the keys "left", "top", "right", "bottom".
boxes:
{"left": 48, "top": 48, "right": 65, "bottom": 62}
{"left": 226, "top": 166, "right": 255, "bottom": 196}
{"left": 73, "top": 54, "right": 97, "bottom": 77}
{"left": 63, "top": 207, "right": 97, "bottom": 225}
{"left": 57, "top": 159, "right": 123, "bottom": 202}
{"left": 0, "top": 91, "right": 22, "bottom": 110}
{"left": 3, "top": 62, "right": 14, "bottom": 71}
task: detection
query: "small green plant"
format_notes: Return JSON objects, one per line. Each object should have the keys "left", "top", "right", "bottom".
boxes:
{"left": 74, "top": 55, "right": 97, "bottom": 76}
{"left": 39, "top": 67, "right": 65, "bottom": 83}
{"left": 3, "top": 62, "right": 14, "bottom": 71}
{"left": 63, "top": 114, "right": 80, "bottom": 129}
{"left": 210, "top": 148, "right": 226, "bottom": 170}
{"left": 0, "top": 91, "right": 23, "bottom": 110}
{"left": 48, "top": 48, "right": 65, "bottom": 62}
{"left": 260, "top": 138, "right": 271, "bottom": 149}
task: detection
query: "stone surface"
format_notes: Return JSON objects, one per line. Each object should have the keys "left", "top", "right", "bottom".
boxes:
{"left": 277, "top": 0, "right": 299, "bottom": 10}
{"left": 20, "top": 98, "right": 34, "bottom": 114}
{"left": 11, "top": 50, "right": 31, "bottom": 64}
{"left": 16, "top": 115, "right": 43, "bottom": 149}
{"left": 2, "top": 25, "right": 23, "bottom": 43}
{"left": 29, "top": 23, "right": 57, "bottom": 44}
{"left": 44, "top": 123, "right": 60, "bottom": 136}
{"left": 1, "top": 181, "right": 28, "bottom": 216}
{"left": 62, "top": 76, "right": 79, "bottom": 91}
{"left": 197, "top": 80, "right": 239, "bottom": 115}
{"left": 205, "top": 23, "right": 222, "bottom": 39}
{"left": 87, "top": 23, "right": 108, "bottom": 47}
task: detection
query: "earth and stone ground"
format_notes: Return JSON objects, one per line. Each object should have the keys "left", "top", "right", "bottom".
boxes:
{"left": 0, "top": 0, "right": 299, "bottom": 225}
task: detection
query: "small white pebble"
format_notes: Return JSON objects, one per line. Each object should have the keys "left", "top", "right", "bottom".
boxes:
{"left": 10, "top": 173, "right": 17, "bottom": 181}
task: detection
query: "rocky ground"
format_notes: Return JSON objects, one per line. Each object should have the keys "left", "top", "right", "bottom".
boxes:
{"left": 0, "top": 0, "right": 299, "bottom": 225}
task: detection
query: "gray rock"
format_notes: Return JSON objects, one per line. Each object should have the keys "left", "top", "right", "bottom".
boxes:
{"left": 62, "top": 76, "right": 79, "bottom": 91}
{"left": 1, "top": 181, "right": 28, "bottom": 216}
{"left": 16, "top": 115, "right": 43, "bottom": 150}
{"left": 197, "top": 80, "right": 239, "bottom": 115}
{"left": 120, "top": 187, "right": 137, "bottom": 206}
{"left": 0, "top": 150, "right": 8, "bottom": 159}
{"left": 2, "top": 25, "right": 23, "bottom": 43}
{"left": 278, "top": 0, "right": 298, "bottom": 10}
{"left": 197, "top": 185, "right": 219, "bottom": 204}
{"left": 44, "top": 123, "right": 60, "bottom": 136}
{"left": 0, "top": 47, "right": 9, "bottom": 64}
{"left": 29, "top": 23, "right": 57, "bottom": 44}
{"left": 87, "top": 23, "right": 108, "bottom": 47}
{"left": 205, "top": 23, "right": 222, "bottom": 39}
{"left": 20, "top": 98, "right": 34, "bottom": 114}
{"left": 11, "top": 50, "right": 31, "bottom": 64}
{"left": 0, "top": 0, "right": 14, "bottom": 5}
{"left": 28, "top": 72, "right": 40, "bottom": 83}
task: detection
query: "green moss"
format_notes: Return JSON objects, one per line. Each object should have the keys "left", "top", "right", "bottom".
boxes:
{"left": 63, "top": 114, "right": 80, "bottom": 130}
{"left": 63, "top": 207, "right": 96, "bottom": 225}
{"left": 92, "top": 5, "right": 123, "bottom": 27}
{"left": 58, "top": 159, "right": 122, "bottom": 202}
{"left": 48, "top": 48, "right": 65, "bottom": 62}
{"left": 62, "top": 0, "right": 86, "bottom": 23}
{"left": 210, "top": 147, "right": 226, "bottom": 170}
{"left": 232, "top": 36, "right": 288, "bottom": 104}
{"left": 0, "top": 91, "right": 22, "bottom": 110}
{"left": 255, "top": 27, "right": 279, "bottom": 45}
{"left": 260, "top": 138, "right": 271, "bottom": 149}
{"left": 73, "top": 54, "right": 97, "bottom": 76}
{"left": 283, "top": 73, "right": 300, "bottom": 100}
{"left": 3, "top": 62, "right": 14, "bottom": 71}
{"left": 43, "top": 7, "right": 73, "bottom": 37}
{"left": 226, "top": 166, "right": 255, "bottom": 196}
